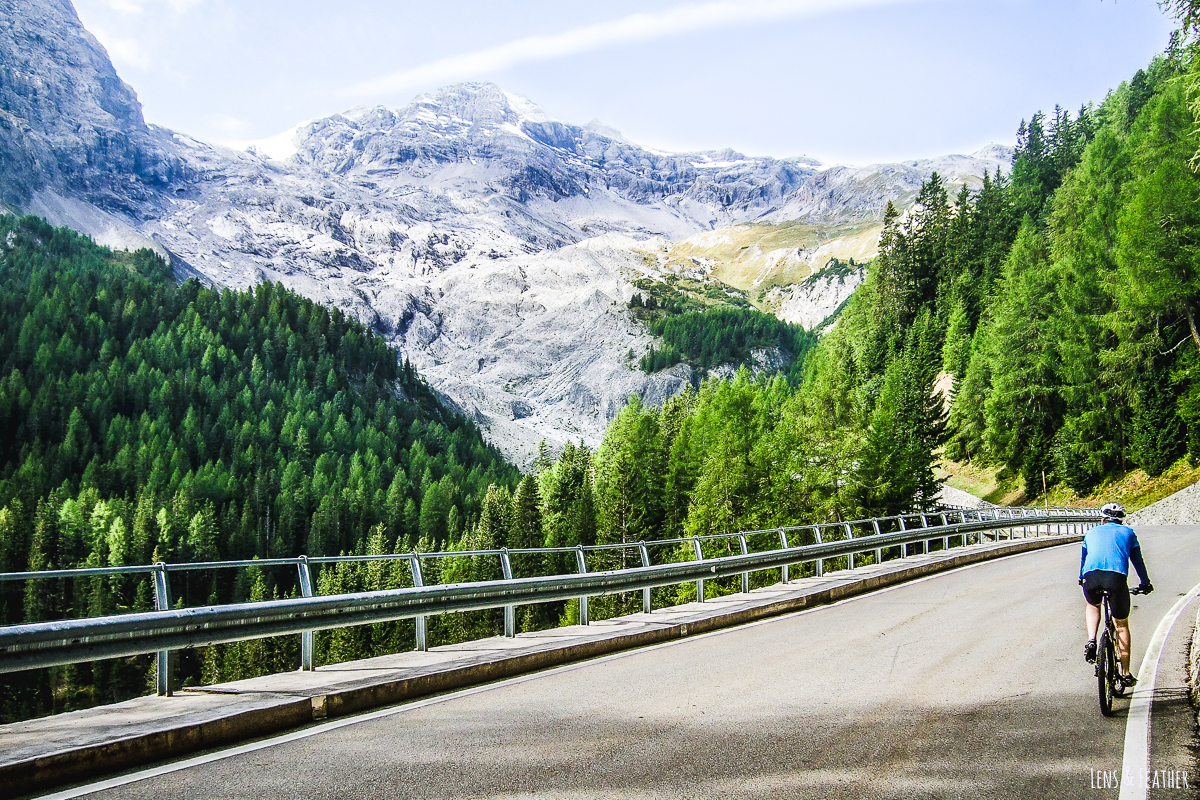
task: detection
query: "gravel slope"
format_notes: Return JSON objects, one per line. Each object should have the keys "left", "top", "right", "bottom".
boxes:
{"left": 1128, "top": 481, "right": 1200, "bottom": 526}
{"left": 936, "top": 484, "right": 989, "bottom": 509}
{"left": 937, "top": 479, "right": 1200, "bottom": 525}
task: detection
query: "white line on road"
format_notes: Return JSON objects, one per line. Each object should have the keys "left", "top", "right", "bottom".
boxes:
{"left": 38, "top": 546, "right": 1067, "bottom": 800}
{"left": 1118, "top": 579, "right": 1200, "bottom": 800}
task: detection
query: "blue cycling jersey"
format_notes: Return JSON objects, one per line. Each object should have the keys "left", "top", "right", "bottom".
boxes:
{"left": 1080, "top": 521, "right": 1149, "bottom": 582}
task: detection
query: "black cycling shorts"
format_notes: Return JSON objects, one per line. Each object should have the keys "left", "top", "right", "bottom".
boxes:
{"left": 1082, "top": 570, "right": 1130, "bottom": 619}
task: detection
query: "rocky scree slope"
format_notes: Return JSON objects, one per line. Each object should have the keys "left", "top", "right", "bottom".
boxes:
{"left": 0, "top": 0, "right": 1012, "bottom": 465}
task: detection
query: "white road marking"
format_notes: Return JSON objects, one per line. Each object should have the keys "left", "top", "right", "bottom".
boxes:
{"left": 1118, "top": 580, "right": 1200, "bottom": 800}
{"left": 38, "top": 544, "right": 1067, "bottom": 799}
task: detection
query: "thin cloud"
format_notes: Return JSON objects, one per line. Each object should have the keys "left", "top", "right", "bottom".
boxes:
{"left": 348, "top": 0, "right": 915, "bottom": 99}
{"left": 206, "top": 112, "right": 251, "bottom": 139}
{"left": 95, "top": 0, "right": 205, "bottom": 14}
{"left": 91, "top": 26, "right": 153, "bottom": 70}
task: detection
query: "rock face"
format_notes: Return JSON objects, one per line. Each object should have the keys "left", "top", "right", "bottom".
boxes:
{"left": 769, "top": 265, "right": 866, "bottom": 331}
{"left": 0, "top": 0, "right": 175, "bottom": 214}
{"left": 0, "top": 0, "right": 1013, "bottom": 465}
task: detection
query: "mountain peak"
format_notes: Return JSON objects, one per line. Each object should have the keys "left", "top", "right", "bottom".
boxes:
{"left": 582, "top": 119, "right": 628, "bottom": 143}
{"left": 403, "top": 82, "right": 548, "bottom": 129}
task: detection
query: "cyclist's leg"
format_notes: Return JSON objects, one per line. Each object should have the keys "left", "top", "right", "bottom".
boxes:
{"left": 1084, "top": 601, "right": 1100, "bottom": 641}
{"left": 1081, "top": 571, "right": 1104, "bottom": 642}
{"left": 1113, "top": 616, "right": 1132, "bottom": 676}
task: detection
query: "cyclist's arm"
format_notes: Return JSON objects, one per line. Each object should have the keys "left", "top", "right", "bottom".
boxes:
{"left": 1080, "top": 542, "right": 1088, "bottom": 581}
{"left": 1130, "top": 545, "right": 1150, "bottom": 585}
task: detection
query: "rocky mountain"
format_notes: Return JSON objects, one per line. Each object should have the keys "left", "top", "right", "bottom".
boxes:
{"left": 0, "top": 0, "right": 177, "bottom": 222}
{"left": 0, "top": 0, "right": 1013, "bottom": 465}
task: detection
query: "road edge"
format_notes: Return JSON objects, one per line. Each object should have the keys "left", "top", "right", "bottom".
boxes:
{"left": 1119, "top": 581, "right": 1200, "bottom": 800}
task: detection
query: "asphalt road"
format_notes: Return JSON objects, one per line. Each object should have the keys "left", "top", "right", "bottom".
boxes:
{"left": 62, "top": 526, "right": 1200, "bottom": 800}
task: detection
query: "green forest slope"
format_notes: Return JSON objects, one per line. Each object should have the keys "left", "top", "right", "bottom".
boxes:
{"left": 562, "top": 48, "right": 1200, "bottom": 554}
{"left": 0, "top": 215, "right": 519, "bottom": 719}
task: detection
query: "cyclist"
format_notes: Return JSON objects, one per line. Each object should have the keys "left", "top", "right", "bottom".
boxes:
{"left": 1080, "top": 502, "right": 1153, "bottom": 688}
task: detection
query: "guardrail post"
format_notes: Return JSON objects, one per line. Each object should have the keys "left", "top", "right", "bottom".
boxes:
{"left": 738, "top": 534, "right": 750, "bottom": 593}
{"left": 409, "top": 554, "right": 427, "bottom": 651}
{"left": 152, "top": 562, "right": 173, "bottom": 696}
{"left": 575, "top": 546, "right": 590, "bottom": 624}
{"left": 692, "top": 538, "right": 706, "bottom": 602}
{"left": 639, "top": 542, "right": 652, "bottom": 613}
{"left": 813, "top": 528, "right": 824, "bottom": 577}
{"left": 296, "top": 557, "right": 315, "bottom": 670}
{"left": 843, "top": 524, "right": 855, "bottom": 569}
{"left": 778, "top": 530, "right": 790, "bottom": 584}
{"left": 871, "top": 520, "right": 883, "bottom": 564}
{"left": 500, "top": 548, "right": 515, "bottom": 638}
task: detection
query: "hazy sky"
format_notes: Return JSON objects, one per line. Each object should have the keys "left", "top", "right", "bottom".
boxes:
{"left": 71, "top": 0, "right": 1177, "bottom": 165}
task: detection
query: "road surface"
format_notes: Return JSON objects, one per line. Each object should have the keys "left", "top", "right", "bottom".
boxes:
{"left": 55, "top": 526, "right": 1200, "bottom": 799}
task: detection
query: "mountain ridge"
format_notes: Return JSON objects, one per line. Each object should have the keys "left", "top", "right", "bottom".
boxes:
{"left": 0, "top": 0, "right": 1013, "bottom": 465}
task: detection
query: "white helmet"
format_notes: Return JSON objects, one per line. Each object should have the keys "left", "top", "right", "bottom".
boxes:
{"left": 1100, "top": 502, "right": 1126, "bottom": 521}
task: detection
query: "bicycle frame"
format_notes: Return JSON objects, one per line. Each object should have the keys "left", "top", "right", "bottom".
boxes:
{"left": 1096, "top": 591, "right": 1125, "bottom": 717}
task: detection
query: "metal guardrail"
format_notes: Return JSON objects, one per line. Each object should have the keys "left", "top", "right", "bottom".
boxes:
{"left": 0, "top": 506, "right": 1099, "bottom": 693}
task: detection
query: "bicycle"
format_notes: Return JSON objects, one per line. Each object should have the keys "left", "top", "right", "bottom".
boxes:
{"left": 1096, "top": 585, "right": 1148, "bottom": 717}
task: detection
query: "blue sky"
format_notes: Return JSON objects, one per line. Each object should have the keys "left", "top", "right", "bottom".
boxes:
{"left": 71, "top": 0, "right": 1178, "bottom": 165}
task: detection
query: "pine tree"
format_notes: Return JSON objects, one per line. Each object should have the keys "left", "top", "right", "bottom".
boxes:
{"left": 477, "top": 484, "right": 514, "bottom": 550}
{"left": 594, "top": 395, "right": 664, "bottom": 549}
{"left": 851, "top": 313, "right": 946, "bottom": 515}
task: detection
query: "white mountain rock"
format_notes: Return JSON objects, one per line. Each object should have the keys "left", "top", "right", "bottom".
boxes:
{"left": 768, "top": 265, "right": 866, "bottom": 332}
{"left": 1, "top": 0, "right": 1014, "bottom": 466}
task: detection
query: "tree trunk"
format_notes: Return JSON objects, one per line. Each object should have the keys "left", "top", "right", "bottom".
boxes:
{"left": 1188, "top": 306, "right": 1200, "bottom": 356}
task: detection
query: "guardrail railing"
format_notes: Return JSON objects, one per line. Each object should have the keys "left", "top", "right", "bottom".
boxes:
{"left": 0, "top": 506, "right": 1098, "bottom": 694}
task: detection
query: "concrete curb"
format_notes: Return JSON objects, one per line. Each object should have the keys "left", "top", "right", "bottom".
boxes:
{"left": 4, "top": 533, "right": 1080, "bottom": 797}
{"left": 6, "top": 698, "right": 314, "bottom": 798}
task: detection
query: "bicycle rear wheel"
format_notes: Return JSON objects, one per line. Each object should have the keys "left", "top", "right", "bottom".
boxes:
{"left": 1097, "top": 631, "right": 1117, "bottom": 717}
